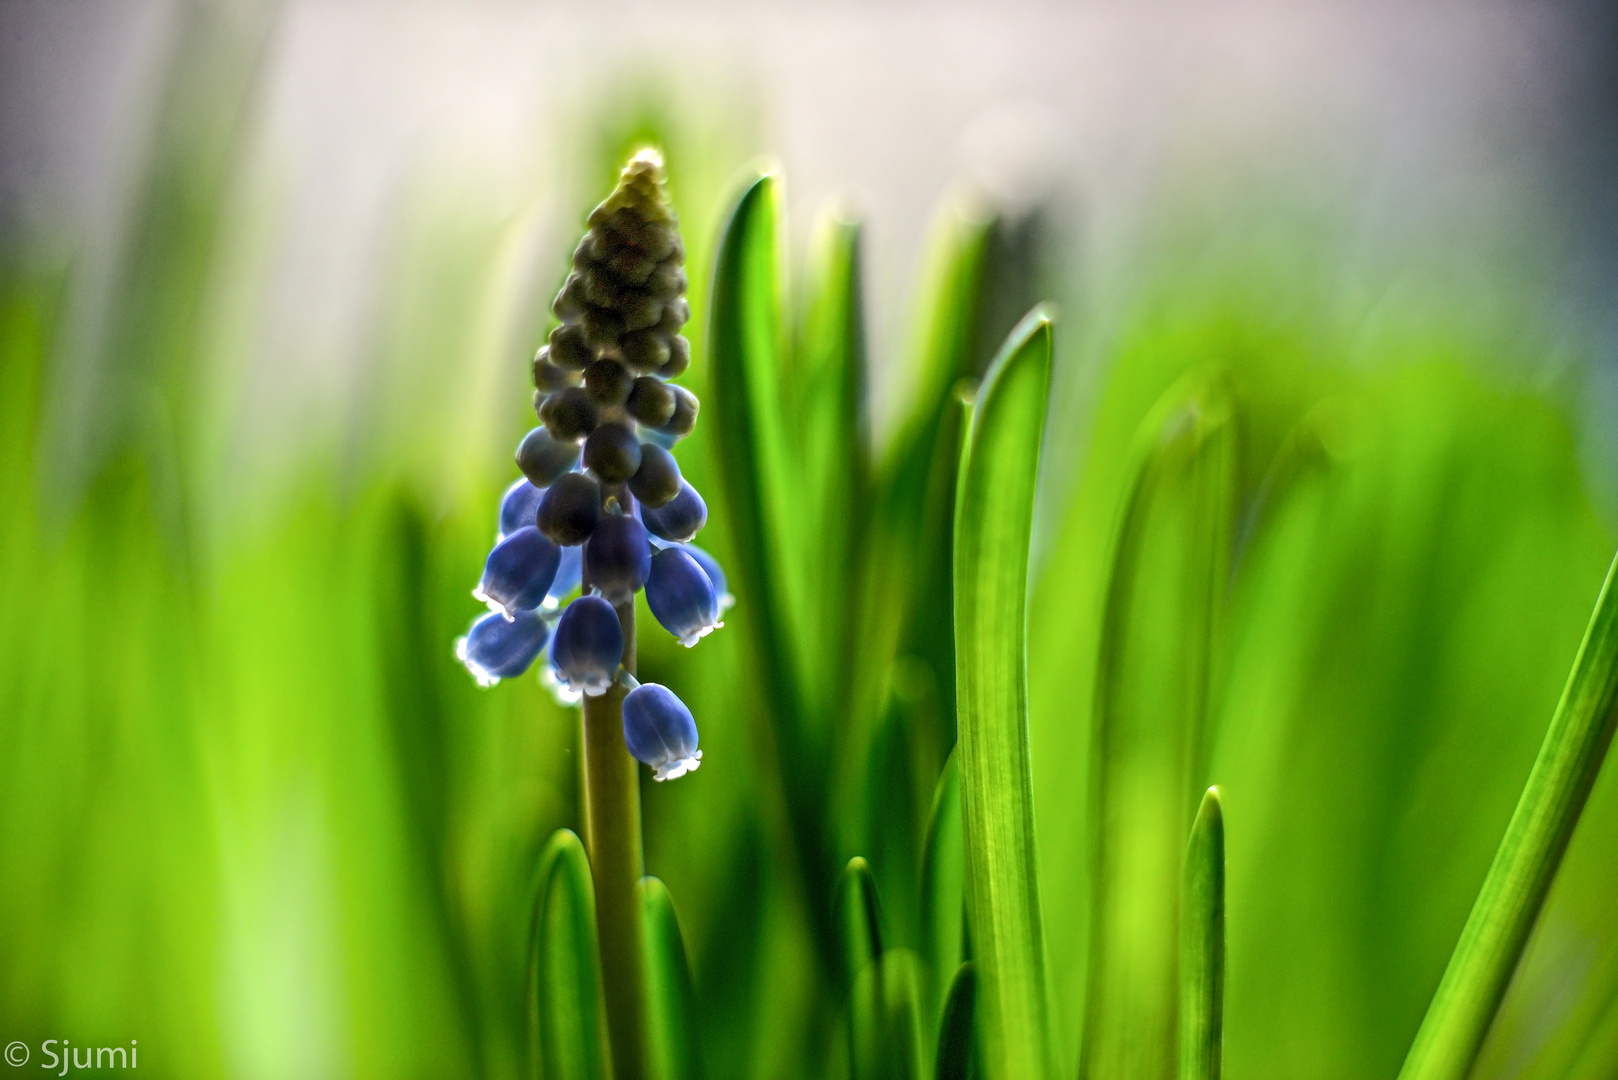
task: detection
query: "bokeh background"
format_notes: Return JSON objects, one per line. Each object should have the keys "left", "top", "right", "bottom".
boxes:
{"left": 3, "top": 1, "right": 1618, "bottom": 1077}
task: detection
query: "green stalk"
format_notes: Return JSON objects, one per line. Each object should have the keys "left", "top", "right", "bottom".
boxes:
{"left": 581, "top": 594, "right": 649, "bottom": 1080}
{"left": 1179, "top": 787, "right": 1225, "bottom": 1080}
{"left": 1397, "top": 551, "right": 1618, "bottom": 1080}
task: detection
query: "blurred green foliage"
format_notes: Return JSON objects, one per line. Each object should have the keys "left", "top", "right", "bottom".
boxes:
{"left": 2, "top": 25, "right": 1618, "bottom": 1080}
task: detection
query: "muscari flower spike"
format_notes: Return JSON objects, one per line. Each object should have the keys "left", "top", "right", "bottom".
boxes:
{"left": 455, "top": 149, "right": 730, "bottom": 779}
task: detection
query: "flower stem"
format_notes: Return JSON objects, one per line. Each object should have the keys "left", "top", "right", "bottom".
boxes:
{"left": 580, "top": 590, "right": 649, "bottom": 1080}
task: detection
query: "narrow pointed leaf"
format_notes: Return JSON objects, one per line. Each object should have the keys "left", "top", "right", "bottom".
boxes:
{"left": 796, "top": 207, "right": 870, "bottom": 707}
{"left": 1180, "top": 788, "right": 1226, "bottom": 1080}
{"left": 529, "top": 829, "right": 610, "bottom": 1080}
{"left": 708, "top": 168, "right": 834, "bottom": 945}
{"left": 838, "top": 855, "right": 885, "bottom": 991}
{"left": 640, "top": 876, "right": 705, "bottom": 1080}
{"left": 1397, "top": 550, "right": 1618, "bottom": 1080}
{"left": 855, "top": 200, "right": 996, "bottom": 755}
{"left": 1081, "top": 374, "right": 1235, "bottom": 1080}
{"left": 953, "top": 307, "right": 1055, "bottom": 1080}
{"left": 935, "top": 963, "right": 978, "bottom": 1080}
{"left": 920, "top": 748, "right": 965, "bottom": 1018}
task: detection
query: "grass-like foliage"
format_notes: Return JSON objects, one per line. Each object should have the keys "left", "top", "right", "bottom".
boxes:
{"left": 2, "top": 82, "right": 1618, "bottom": 1080}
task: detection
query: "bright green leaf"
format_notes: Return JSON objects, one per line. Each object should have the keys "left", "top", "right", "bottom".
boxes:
{"left": 1397, "top": 551, "right": 1618, "bottom": 1080}
{"left": 1080, "top": 373, "right": 1235, "bottom": 1080}
{"left": 529, "top": 829, "right": 610, "bottom": 1080}
{"left": 953, "top": 306, "right": 1055, "bottom": 1080}
{"left": 640, "top": 876, "right": 705, "bottom": 1080}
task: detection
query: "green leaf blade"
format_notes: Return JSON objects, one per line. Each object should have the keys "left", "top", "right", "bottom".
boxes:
{"left": 707, "top": 169, "right": 836, "bottom": 945}
{"left": 1398, "top": 551, "right": 1618, "bottom": 1080}
{"left": 920, "top": 748, "right": 965, "bottom": 1020}
{"left": 935, "top": 962, "right": 979, "bottom": 1080}
{"left": 1081, "top": 374, "right": 1236, "bottom": 1080}
{"left": 952, "top": 307, "right": 1055, "bottom": 1080}
{"left": 1180, "top": 787, "right": 1226, "bottom": 1080}
{"left": 640, "top": 876, "right": 705, "bottom": 1080}
{"left": 530, "top": 829, "right": 611, "bottom": 1080}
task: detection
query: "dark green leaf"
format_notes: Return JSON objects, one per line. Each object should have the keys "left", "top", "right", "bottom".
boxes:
{"left": 919, "top": 748, "right": 965, "bottom": 1019}
{"left": 935, "top": 962, "right": 978, "bottom": 1080}
{"left": 953, "top": 307, "right": 1055, "bottom": 1080}
{"left": 1180, "top": 787, "right": 1225, "bottom": 1080}
{"left": 838, "top": 855, "right": 885, "bottom": 991}
{"left": 852, "top": 948, "right": 929, "bottom": 1080}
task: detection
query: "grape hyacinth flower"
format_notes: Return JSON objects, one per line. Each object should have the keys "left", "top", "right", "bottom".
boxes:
{"left": 456, "top": 610, "right": 550, "bottom": 687}
{"left": 497, "top": 477, "right": 546, "bottom": 539}
{"left": 646, "top": 546, "right": 722, "bottom": 646}
{"left": 474, "top": 526, "right": 561, "bottom": 618}
{"left": 551, "top": 593, "right": 623, "bottom": 698}
{"left": 622, "top": 679, "right": 702, "bottom": 781}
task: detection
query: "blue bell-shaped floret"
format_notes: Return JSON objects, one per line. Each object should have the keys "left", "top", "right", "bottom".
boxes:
{"left": 537, "top": 640, "right": 582, "bottom": 707}
{"left": 640, "top": 480, "right": 707, "bottom": 543}
{"left": 474, "top": 526, "right": 561, "bottom": 618}
{"left": 498, "top": 477, "right": 546, "bottom": 539}
{"left": 646, "top": 547, "right": 721, "bottom": 647}
{"left": 551, "top": 594, "right": 623, "bottom": 697}
{"left": 547, "top": 543, "right": 583, "bottom": 605}
{"left": 456, "top": 609, "right": 550, "bottom": 687}
{"left": 585, "top": 511, "right": 652, "bottom": 605}
{"left": 679, "top": 544, "right": 734, "bottom": 613}
{"left": 623, "top": 682, "right": 702, "bottom": 781}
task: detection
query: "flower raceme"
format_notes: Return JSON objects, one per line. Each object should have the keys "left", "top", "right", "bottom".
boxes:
{"left": 454, "top": 149, "right": 723, "bottom": 780}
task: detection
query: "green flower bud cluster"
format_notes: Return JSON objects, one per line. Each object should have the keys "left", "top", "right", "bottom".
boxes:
{"left": 529, "top": 150, "right": 699, "bottom": 484}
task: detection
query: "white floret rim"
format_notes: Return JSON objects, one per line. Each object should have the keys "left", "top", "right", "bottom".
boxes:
{"left": 652, "top": 751, "right": 702, "bottom": 782}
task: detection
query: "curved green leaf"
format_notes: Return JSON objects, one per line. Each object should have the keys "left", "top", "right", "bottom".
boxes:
{"left": 952, "top": 307, "right": 1055, "bottom": 1080}
{"left": 1397, "top": 551, "right": 1618, "bottom": 1080}
{"left": 707, "top": 168, "right": 834, "bottom": 946}
{"left": 919, "top": 748, "right": 965, "bottom": 1019}
{"left": 529, "top": 829, "right": 610, "bottom": 1080}
{"left": 838, "top": 855, "right": 886, "bottom": 990}
{"left": 1180, "top": 787, "right": 1225, "bottom": 1080}
{"left": 640, "top": 876, "right": 705, "bottom": 1080}
{"left": 935, "top": 962, "right": 979, "bottom": 1080}
{"left": 1081, "top": 373, "right": 1235, "bottom": 1080}
{"left": 796, "top": 206, "right": 870, "bottom": 708}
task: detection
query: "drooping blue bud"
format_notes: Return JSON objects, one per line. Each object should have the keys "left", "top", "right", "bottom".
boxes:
{"left": 548, "top": 543, "right": 583, "bottom": 604}
{"left": 640, "top": 480, "right": 707, "bottom": 543}
{"left": 623, "top": 682, "right": 702, "bottom": 780}
{"left": 646, "top": 547, "right": 721, "bottom": 647}
{"left": 585, "top": 511, "right": 652, "bottom": 605}
{"left": 498, "top": 477, "right": 546, "bottom": 538}
{"left": 538, "top": 641, "right": 582, "bottom": 706}
{"left": 474, "top": 526, "right": 561, "bottom": 618}
{"left": 680, "top": 544, "right": 734, "bottom": 613}
{"left": 456, "top": 609, "right": 550, "bottom": 687}
{"left": 551, "top": 594, "right": 623, "bottom": 697}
